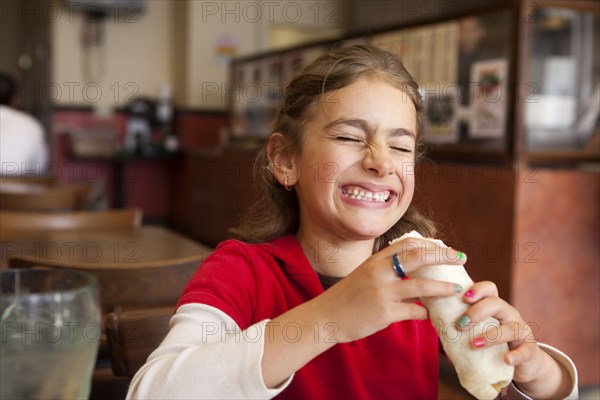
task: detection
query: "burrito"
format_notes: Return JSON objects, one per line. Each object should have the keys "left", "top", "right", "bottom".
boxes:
{"left": 390, "top": 231, "right": 514, "bottom": 400}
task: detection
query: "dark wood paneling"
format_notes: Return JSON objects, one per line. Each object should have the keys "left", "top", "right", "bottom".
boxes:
{"left": 189, "top": 148, "right": 257, "bottom": 247}
{"left": 169, "top": 111, "right": 228, "bottom": 233}
{"left": 414, "top": 162, "right": 516, "bottom": 301}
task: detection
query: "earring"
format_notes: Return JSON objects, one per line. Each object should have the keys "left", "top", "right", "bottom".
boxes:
{"left": 284, "top": 176, "right": 292, "bottom": 191}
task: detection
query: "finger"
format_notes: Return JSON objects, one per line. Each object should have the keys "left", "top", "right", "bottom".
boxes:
{"left": 401, "top": 297, "right": 421, "bottom": 304}
{"left": 393, "top": 278, "right": 463, "bottom": 301}
{"left": 469, "top": 321, "right": 530, "bottom": 350}
{"left": 456, "top": 296, "right": 521, "bottom": 331}
{"left": 384, "top": 238, "right": 467, "bottom": 273}
{"left": 470, "top": 324, "right": 519, "bottom": 349}
{"left": 391, "top": 302, "right": 429, "bottom": 321}
{"left": 462, "top": 281, "right": 499, "bottom": 303}
{"left": 505, "top": 341, "right": 538, "bottom": 366}
{"left": 507, "top": 321, "right": 538, "bottom": 349}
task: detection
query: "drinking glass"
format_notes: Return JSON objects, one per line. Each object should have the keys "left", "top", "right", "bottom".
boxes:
{"left": 1, "top": 269, "right": 101, "bottom": 399}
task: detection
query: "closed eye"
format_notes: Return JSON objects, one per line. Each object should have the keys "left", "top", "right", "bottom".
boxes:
{"left": 390, "top": 146, "right": 413, "bottom": 153}
{"left": 336, "top": 136, "right": 363, "bottom": 143}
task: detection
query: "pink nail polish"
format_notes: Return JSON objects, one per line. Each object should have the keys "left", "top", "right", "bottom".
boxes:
{"left": 464, "top": 290, "right": 475, "bottom": 299}
{"left": 472, "top": 337, "right": 486, "bottom": 348}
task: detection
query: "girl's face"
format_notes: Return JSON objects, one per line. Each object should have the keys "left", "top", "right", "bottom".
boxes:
{"left": 292, "top": 76, "right": 418, "bottom": 243}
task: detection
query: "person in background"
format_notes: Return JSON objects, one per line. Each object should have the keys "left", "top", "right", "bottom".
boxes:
{"left": 0, "top": 71, "right": 48, "bottom": 176}
{"left": 127, "top": 45, "right": 577, "bottom": 400}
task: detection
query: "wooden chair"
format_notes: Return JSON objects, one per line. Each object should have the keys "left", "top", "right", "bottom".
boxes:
{"left": 105, "top": 306, "right": 174, "bottom": 378}
{"left": 0, "top": 184, "right": 91, "bottom": 212}
{"left": 0, "top": 209, "right": 143, "bottom": 235}
{"left": 0, "top": 175, "right": 59, "bottom": 187}
{"left": 9, "top": 258, "right": 199, "bottom": 314}
{"left": 0, "top": 181, "right": 53, "bottom": 194}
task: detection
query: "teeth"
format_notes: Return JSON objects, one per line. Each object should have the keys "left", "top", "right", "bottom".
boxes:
{"left": 342, "top": 187, "right": 391, "bottom": 202}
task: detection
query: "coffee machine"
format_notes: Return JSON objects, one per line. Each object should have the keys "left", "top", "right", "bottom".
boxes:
{"left": 123, "top": 98, "right": 156, "bottom": 157}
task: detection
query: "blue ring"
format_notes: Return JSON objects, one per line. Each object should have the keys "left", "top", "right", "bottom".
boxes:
{"left": 392, "top": 254, "right": 407, "bottom": 278}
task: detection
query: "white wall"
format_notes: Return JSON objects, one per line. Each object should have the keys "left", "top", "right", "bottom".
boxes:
{"left": 184, "top": 0, "right": 264, "bottom": 110}
{"left": 52, "top": 0, "right": 173, "bottom": 111}
{"left": 184, "top": 0, "right": 344, "bottom": 110}
{"left": 51, "top": 0, "right": 344, "bottom": 111}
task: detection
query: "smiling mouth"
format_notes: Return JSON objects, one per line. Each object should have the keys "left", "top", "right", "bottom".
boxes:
{"left": 340, "top": 186, "right": 394, "bottom": 203}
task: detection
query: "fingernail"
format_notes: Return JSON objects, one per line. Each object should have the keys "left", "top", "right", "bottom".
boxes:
{"left": 464, "top": 290, "right": 475, "bottom": 299}
{"left": 457, "top": 315, "right": 470, "bottom": 328}
{"left": 472, "top": 337, "right": 486, "bottom": 348}
{"left": 457, "top": 251, "right": 466, "bottom": 261}
{"left": 506, "top": 354, "right": 516, "bottom": 365}
{"left": 453, "top": 284, "right": 463, "bottom": 294}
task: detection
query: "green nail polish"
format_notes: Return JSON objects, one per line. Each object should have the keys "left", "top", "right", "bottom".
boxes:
{"left": 457, "top": 251, "right": 465, "bottom": 261}
{"left": 453, "top": 284, "right": 463, "bottom": 294}
{"left": 458, "top": 315, "right": 470, "bottom": 328}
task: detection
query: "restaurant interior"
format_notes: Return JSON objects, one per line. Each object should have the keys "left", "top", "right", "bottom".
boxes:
{"left": 0, "top": 0, "right": 598, "bottom": 398}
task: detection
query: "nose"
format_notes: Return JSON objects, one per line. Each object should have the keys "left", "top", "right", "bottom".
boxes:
{"left": 362, "top": 144, "right": 394, "bottom": 177}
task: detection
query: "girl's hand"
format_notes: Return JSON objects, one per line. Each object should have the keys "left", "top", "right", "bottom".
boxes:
{"left": 315, "top": 237, "right": 466, "bottom": 343}
{"left": 457, "top": 282, "right": 573, "bottom": 399}
{"left": 262, "top": 237, "right": 465, "bottom": 389}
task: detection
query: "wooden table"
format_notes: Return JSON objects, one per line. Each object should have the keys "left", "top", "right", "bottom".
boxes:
{"left": 0, "top": 225, "right": 212, "bottom": 398}
{"left": 1, "top": 226, "right": 213, "bottom": 312}
{"left": 1, "top": 226, "right": 211, "bottom": 269}
{"left": 0, "top": 181, "right": 48, "bottom": 193}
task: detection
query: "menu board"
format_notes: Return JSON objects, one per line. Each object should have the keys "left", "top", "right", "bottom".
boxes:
{"left": 229, "top": 11, "right": 513, "bottom": 150}
{"left": 230, "top": 44, "right": 332, "bottom": 139}
{"left": 373, "top": 22, "right": 460, "bottom": 143}
{"left": 372, "top": 22, "right": 459, "bottom": 86}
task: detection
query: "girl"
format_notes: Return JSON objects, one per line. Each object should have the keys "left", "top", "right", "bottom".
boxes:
{"left": 128, "top": 45, "right": 577, "bottom": 399}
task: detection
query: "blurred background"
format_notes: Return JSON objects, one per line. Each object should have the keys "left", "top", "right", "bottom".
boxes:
{"left": 0, "top": 0, "right": 598, "bottom": 398}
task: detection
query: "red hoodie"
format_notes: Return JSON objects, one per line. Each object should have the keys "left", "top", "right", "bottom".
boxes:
{"left": 178, "top": 236, "right": 439, "bottom": 400}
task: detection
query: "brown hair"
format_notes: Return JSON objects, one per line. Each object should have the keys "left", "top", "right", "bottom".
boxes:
{"left": 231, "top": 44, "right": 436, "bottom": 251}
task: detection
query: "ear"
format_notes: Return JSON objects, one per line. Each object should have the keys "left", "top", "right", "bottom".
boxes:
{"left": 266, "top": 132, "right": 298, "bottom": 187}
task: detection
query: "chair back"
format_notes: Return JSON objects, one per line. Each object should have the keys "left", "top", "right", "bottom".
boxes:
{"left": 105, "top": 306, "right": 173, "bottom": 378}
{"left": 0, "top": 209, "right": 142, "bottom": 235}
{"left": 5, "top": 228, "right": 210, "bottom": 381}
{"left": 0, "top": 175, "right": 59, "bottom": 187}
{"left": 0, "top": 184, "right": 91, "bottom": 211}
{"left": 8, "top": 258, "right": 198, "bottom": 367}
{"left": 9, "top": 257, "right": 198, "bottom": 314}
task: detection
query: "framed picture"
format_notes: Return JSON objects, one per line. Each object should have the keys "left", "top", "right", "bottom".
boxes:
{"left": 229, "top": 44, "right": 334, "bottom": 140}
{"left": 227, "top": 7, "right": 517, "bottom": 158}
{"left": 423, "top": 91, "right": 460, "bottom": 143}
{"left": 469, "top": 58, "right": 508, "bottom": 139}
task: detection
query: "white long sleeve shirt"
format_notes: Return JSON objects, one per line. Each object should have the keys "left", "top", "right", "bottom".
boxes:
{"left": 0, "top": 105, "right": 48, "bottom": 176}
{"left": 127, "top": 303, "right": 578, "bottom": 400}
